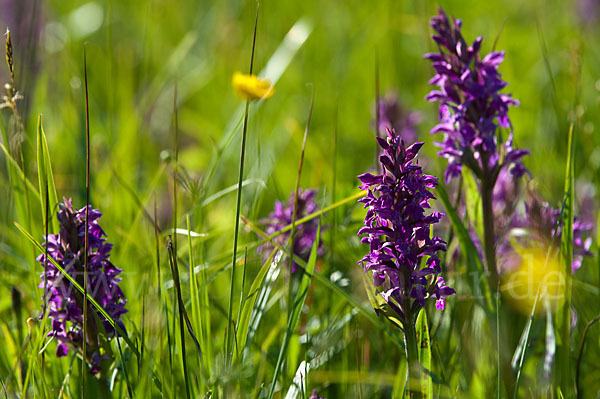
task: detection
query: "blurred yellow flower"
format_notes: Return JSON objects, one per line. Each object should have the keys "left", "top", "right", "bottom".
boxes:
{"left": 232, "top": 72, "right": 274, "bottom": 100}
{"left": 502, "top": 246, "right": 565, "bottom": 315}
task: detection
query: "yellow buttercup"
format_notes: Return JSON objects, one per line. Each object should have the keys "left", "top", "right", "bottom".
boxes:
{"left": 232, "top": 72, "right": 274, "bottom": 100}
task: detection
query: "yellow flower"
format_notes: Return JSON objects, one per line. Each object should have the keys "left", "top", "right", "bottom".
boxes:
{"left": 232, "top": 72, "right": 274, "bottom": 100}
{"left": 502, "top": 246, "right": 565, "bottom": 315}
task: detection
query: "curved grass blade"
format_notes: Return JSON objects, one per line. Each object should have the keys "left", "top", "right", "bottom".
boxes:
{"left": 233, "top": 247, "right": 279, "bottom": 364}
{"left": 267, "top": 222, "right": 321, "bottom": 399}
{"left": 35, "top": 115, "right": 58, "bottom": 232}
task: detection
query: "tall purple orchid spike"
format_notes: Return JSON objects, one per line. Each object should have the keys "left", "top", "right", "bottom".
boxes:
{"left": 258, "top": 188, "right": 322, "bottom": 272}
{"left": 358, "top": 129, "right": 454, "bottom": 320}
{"left": 425, "top": 8, "right": 528, "bottom": 184}
{"left": 37, "top": 198, "right": 127, "bottom": 375}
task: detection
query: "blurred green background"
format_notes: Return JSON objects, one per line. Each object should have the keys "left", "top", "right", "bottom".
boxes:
{"left": 1, "top": 0, "right": 599, "bottom": 397}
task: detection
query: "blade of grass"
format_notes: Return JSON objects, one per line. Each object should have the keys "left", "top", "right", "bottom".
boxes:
{"left": 187, "top": 215, "right": 204, "bottom": 386}
{"left": 167, "top": 236, "right": 191, "bottom": 399}
{"left": 243, "top": 250, "right": 283, "bottom": 360}
{"left": 234, "top": 247, "right": 248, "bottom": 362}
{"left": 575, "top": 313, "right": 600, "bottom": 398}
{"left": 415, "top": 308, "right": 432, "bottom": 399}
{"left": 436, "top": 184, "right": 494, "bottom": 313}
{"left": 226, "top": 4, "right": 259, "bottom": 366}
{"left": 288, "top": 86, "right": 314, "bottom": 322}
{"left": 556, "top": 124, "right": 575, "bottom": 395}
{"left": 114, "top": 328, "right": 133, "bottom": 399}
{"left": 82, "top": 46, "right": 91, "bottom": 396}
{"left": 35, "top": 115, "right": 58, "bottom": 232}
{"left": 268, "top": 222, "right": 321, "bottom": 399}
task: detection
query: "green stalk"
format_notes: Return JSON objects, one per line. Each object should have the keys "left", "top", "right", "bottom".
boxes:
{"left": 225, "top": 5, "right": 259, "bottom": 365}
{"left": 480, "top": 175, "right": 499, "bottom": 290}
{"left": 82, "top": 46, "right": 91, "bottom": 398}
{"left": 403, "top": 313, "right": 421, "bottom": 398}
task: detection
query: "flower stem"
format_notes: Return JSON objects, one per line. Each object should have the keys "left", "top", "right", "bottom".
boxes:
{"left": 481, "top": 177, "right": 499, "bottom": 289}
{"left": 403, "top": 314, "right": 422, "bottom": 399}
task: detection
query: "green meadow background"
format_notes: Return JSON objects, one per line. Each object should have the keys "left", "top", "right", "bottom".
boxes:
{"left": 0, "top": 0, "right": 599, "bottom": 397}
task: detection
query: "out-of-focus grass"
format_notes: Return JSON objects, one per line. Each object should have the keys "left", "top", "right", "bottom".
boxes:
{"left": 0, "top": 0, "right": 599, "bottom": 397}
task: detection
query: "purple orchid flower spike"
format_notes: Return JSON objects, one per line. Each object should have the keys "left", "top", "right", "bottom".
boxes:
{"left": 258, "top": 188, "right": 322, "bottom": 272}
{"left": 37, "top": 197, "right": 127, "bottom": 375}
{"left": 425, "top": 7, "right": 528, "bottom": 184}
{"left": 358, "top": 128, "right": 454, "bottom": 325}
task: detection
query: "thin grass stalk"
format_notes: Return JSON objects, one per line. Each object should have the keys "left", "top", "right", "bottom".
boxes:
{"left": 167, "top": 236, "right": 191, "bottom": 399}
{"left": 114, "top": 328, "right": 133, "bottom": 399}
{"left": 225, "top": 5, "right": 259, "bottom": 366}
{"left": 82, "top": 46, "right": 91, "bottom": 398}
{"left": 187, "top": 215, "right": 204, "bottom": 390}
{"left": 374, "top": 53, "right": 380, "bottom": 168}
{"left": 330, "top": 103, "right": 338, "bottom": 265}
{"left": 354, "top": 322, "right": 363, "bottom": 399}
{"left": 234, "top": 247, "right": 248, "bottom": 363}
{"left": 575, "top": 313, "right": 600, "bottom": 398}
{"left": 402, "top": 299, "right": 421, "bottom": 398}
{"left": 154, "top": 197, "right": 167, "bottom": 398}
{"left": 496, "top": 285, "right": 501, "bottom": 399}
{"left": 6, "top": 30, "right": 35, "bottom": 265}
{"left": 43, "top": 178, "right": 48, "bottom": 317}
{"left": 287, "top": 86, "right": 314, "bottom": 319}
{"left": 172, "top": 82, "right": 178, "bottom": 254}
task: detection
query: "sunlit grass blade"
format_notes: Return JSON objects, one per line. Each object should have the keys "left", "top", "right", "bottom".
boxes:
{"left": 233, "top": 248, "right": 276, "bottom": 364}
{"left": 556, "top": 124, "right": 575, "bottom": 395}
{"left": 35, "top": 115, "right": 58, "bottom": 233}
{"left": 267, "top": 221, "right": 321, "bottom": 399}
{"left": 462, "top": 168, "right": 483, "bottom": 239}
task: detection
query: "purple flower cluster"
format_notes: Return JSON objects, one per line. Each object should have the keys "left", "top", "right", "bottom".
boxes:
{"left": 498, "top": 191, "right": 594, "bottom": 273}
{"left": 309, "top": 389, "right": 325, "bottom": 399}
{"left": 258, "top": 189, "right": 321, "bottom": 272}
{"left": 425, "top": 8, "right": 528, "bottom": 183}
{"left": 358, "top": 129, "right": 455, "bottom": 319}
{"left": 373, "top": 92, "right": 420, "bottom": 144}
{"left": 37, "top": 198, "right": 127, "bottom": 373}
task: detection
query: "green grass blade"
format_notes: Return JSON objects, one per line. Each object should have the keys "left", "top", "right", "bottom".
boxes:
{"left": 415, "top": 309, "right": 433, "bottom": 399}
{"left": 267, "top": 221, "right": 321, "bottom": 399}
{"left": 35, "top": 115, "right": 58, "bottom": 232}
{"left": 233, "top": 247, "right": 278, "bottom": 364}
{"left": 436, "top": 184, "right": 494, "bottom": 313}
{"left": 462, "top": 167, "right": 483, "bottom": 240}
{"left": 556, "top": 124, "right": 575, "bottom": 394}
{"left": 0, "top": 141, "right": 41, "bottom": 202}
